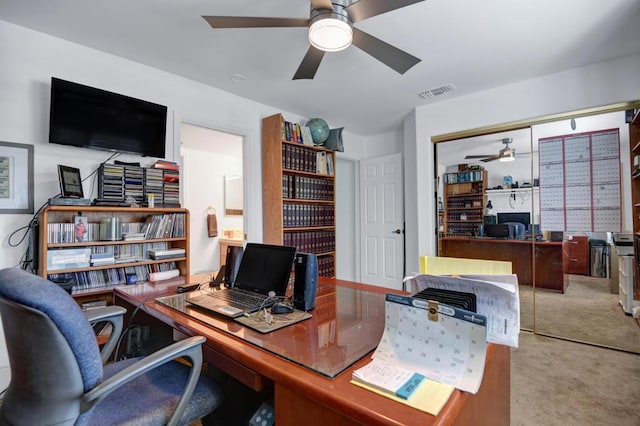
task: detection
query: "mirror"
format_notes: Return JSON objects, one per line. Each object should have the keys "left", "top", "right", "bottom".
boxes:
{"left": 224, "top": 175, "right": 243, "bottom": 216}
{"left": 435, "top": 107, "right": 640, "bottom": 354}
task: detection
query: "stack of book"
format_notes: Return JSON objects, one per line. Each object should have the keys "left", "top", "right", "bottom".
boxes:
{"left": 90, "top": 252, "right": 115, "bottom": 266}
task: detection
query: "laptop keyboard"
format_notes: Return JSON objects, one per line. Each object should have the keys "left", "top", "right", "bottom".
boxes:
{"left": 208, "top": 289, "right": 270, "bottom": 309}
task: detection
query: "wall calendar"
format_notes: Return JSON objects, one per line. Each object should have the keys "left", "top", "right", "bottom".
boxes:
{"left": 538, "top": 129, "right": 621, "bottom": 232}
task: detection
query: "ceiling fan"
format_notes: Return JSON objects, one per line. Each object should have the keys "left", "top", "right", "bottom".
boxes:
{"left": 202, "top": 0, "right": 424, "bottom": 80}
{"left": 464, "top": 138, "right": 518, "bottom": 163}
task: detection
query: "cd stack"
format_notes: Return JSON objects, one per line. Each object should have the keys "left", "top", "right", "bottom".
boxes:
{"left": 98, "top": 164, "right": 125, "bottom": 200}
{"left": 144, "top": 168, "right": 164, "bottom": 207}
{"left": 124, "top": 165, "right": 145, "bottom": 205}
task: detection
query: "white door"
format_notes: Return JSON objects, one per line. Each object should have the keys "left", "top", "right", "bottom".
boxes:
{"left": 359, "top": 153, "right": 404, "bottom": 289}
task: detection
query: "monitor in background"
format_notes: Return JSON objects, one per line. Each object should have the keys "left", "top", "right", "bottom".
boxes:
{"left": 497, "top": 212, "right": 531, "bottom": 226}
{"left": 483, "top": 224, "right": 510, "bottom": 239}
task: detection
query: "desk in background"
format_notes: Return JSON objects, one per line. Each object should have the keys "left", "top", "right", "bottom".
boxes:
{"left": 441, "top": 237, "right": 565, "bottom": 293}
{"left": 114, "top": 277, "right": 509, "bottom": 425}
{"left": 219, "top": 238, "right": 243, "bottom": 267}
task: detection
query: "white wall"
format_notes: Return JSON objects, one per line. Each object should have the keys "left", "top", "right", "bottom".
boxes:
{"left": 406, "top": 52, "right": 640, "bottom": 273}
{"left": 335, "top": 158, "right": 358, "bottom": 281}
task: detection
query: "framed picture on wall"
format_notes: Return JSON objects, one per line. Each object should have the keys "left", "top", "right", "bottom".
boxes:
{"left": 0, "top": 141, "right": 34, "bottom": 214}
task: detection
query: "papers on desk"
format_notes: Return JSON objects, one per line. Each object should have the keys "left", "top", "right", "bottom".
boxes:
{"left": 352, "top": 293, "right": 488, "bottom": 411}
{"left": 406, "top": 274, "right": 520, "bottom": 348}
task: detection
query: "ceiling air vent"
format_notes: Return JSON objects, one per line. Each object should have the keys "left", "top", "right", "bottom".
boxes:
{"left": 418, "top": 83, "right": 457, "bottom": 99}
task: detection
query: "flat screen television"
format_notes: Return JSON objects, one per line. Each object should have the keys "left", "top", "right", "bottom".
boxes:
{"left": 49, "top": 77, "right": 167, "bottom": 158}
{"left": 497, "top": 212, "right": 531, "bottom": 226}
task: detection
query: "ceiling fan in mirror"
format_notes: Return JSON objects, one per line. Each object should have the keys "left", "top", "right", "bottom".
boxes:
{"left": 464, "top": 138, "right": 522, "bottom": 163}
{"left": 202, "top": 0, "right": 425, "bottom": 80}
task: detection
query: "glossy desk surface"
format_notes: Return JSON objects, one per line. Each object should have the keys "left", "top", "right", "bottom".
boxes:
{"left": 152, "top": 280, "right": 385, "bottom": 378}
{"left": 115, "top": 276, "right": 509, "bottom": 426}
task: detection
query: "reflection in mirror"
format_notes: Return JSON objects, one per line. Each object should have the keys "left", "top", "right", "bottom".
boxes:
{"left": 224, "top": 175, "right": 243, "bottom": 216}
{"left": 435, "top": 107, "right": 640, "bottom": 355}
{"left": 531, "top": 110, "right": 640, "bottom": 354}
{"left": 436, "top": 128, "right": 536, "bottom": 331}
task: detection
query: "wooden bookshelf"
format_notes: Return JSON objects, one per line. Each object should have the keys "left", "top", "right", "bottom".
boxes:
{"left": 262, "top": 113, "right": 336, "bottom": 277}
{"left": 443, "top": 168, "right": 487, "bottom": 238}
{"left": 37, "top": 206, "right": 190, "bottom": 295}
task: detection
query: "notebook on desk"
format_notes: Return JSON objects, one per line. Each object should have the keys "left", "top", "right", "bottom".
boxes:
{"left": 185, "top": 243, "right": 296, "bottom": 318}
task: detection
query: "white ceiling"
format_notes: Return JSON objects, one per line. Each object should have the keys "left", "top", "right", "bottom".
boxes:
{"left": 1, "top": 0, "right": 639, "bottom": 136}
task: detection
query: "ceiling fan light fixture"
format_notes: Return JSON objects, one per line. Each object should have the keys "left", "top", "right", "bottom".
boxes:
{"left": 499, "top": 149, "right": 515, "bottom": 162}
{"left": 309, "top": 13, "right": 352, "bottom": 52}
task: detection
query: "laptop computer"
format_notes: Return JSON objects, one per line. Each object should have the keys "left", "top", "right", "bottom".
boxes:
{"left": 185, "top": 243, "right": 296, "bottom": 318}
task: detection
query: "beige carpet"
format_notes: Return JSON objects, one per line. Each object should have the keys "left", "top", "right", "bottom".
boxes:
{"left": 511, "top": 332, "right": 640, "bottom": 425}
{"left": 519, "top": 274, "right": 640, "bottom": 353}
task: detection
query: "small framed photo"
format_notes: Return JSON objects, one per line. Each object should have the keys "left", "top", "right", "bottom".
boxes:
{"left": 74, "top": 216, "right": 88, "bottom": 242}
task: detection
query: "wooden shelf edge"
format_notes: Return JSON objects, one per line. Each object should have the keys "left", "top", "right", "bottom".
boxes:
{"left": 283, "top": 198, "right": 335, "bottom": 204}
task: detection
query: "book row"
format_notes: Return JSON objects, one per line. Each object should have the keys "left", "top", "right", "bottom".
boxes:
{"left": 444, "top": 170, "right": 484, "bottom": 184}
{"left": 143, "top": 213, "right": 186, "bottom": 239}
{"left": 98, "top": 163, "right": 180, "bottom": 206}
{"left": 283, "top": 230, "right": 336, "bottom": 255}
{"left": 283, "top": 203, "right": 335, "bottom": 228}
{"left": 48, "top": 261, "right": 177, "bottom": 290}
{"left": 281, "top": 174, "right": 334, "bottom": 201}
{"left": 46, "top": 242, "right": 171, "bottom": 270}
{"left": 46, "top": 214, "right": 185, "bottom": 243}
{"left": 280, "top": 119, "right": 314, "bottom": 146}
{"left": 282, "top": 144, "right": 334, "bottom": 175}
{"left": 317, "top": 255, "right": 335, "bottom": 278}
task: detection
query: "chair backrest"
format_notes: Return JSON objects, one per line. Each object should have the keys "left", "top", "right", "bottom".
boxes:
{"left": 0, "top": 268, "right": 103, "bottom": 425}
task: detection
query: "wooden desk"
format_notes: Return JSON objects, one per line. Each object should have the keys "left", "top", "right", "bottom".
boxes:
{"left": 441, "top": 237, "right": 565, "bottom": 293}
{"left": 114, "top": 277, "right": 509, "bottom": 425}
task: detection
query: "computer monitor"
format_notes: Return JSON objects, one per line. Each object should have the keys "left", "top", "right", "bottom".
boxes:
{"left": 497, "top": 212, "right": 531, "bottom": 226}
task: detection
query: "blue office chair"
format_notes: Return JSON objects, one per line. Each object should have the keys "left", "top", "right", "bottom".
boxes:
{"left": 0, "top": 267, "right": 222, "bottom": 426}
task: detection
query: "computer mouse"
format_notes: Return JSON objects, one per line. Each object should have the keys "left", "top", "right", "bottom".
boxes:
{"left": 270, "top": 302, "right": 294, "bottom": 315}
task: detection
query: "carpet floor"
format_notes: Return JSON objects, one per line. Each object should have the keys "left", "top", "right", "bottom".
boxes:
{"left": 511, "top": 332, "right": 640, "bottom": 425}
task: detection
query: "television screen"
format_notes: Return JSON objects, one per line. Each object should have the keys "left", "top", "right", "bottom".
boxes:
{"left": 497, "top": 212, "right": 531, "bottom": 226}
{"left": 49, "top": 77, "right": 167, "bottom": 158}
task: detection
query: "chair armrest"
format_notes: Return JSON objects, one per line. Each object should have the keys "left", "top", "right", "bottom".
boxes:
{"left": 84, "top": 306, "right": 127, "bottom": 363}
{"left": 82, "top": 335, "right": 205, "bottom": 426}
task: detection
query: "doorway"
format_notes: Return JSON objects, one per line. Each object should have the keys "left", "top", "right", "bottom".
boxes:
{"left": 359, "top": 153, "right": 405, "bottom": 289}
{"left": 180, "top": 122, "right": 244, "bottom": 274}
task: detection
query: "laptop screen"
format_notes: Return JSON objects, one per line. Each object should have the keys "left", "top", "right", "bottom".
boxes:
{"left": 233, "top": 243, "right": 296, "bottom": 296}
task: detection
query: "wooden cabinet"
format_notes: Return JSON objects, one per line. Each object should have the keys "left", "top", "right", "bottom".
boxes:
{"left": 563, "top": 235, "right": 589, "bottom": 275}
{"left": 443, "top": 168, "right": 487, "bottom": 237}
{"left": 630, "top": 110, "right": 640, "bottom": 295}
{"left": 38, "top": 206, "right": 190, "bottom": 296}
{"left": 262, "top": 113, "right": 336, "bottom": 277}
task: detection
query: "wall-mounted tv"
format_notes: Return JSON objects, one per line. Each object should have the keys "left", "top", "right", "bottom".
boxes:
{"left": 49, "top": 77, "right": 167, "bottom": 158}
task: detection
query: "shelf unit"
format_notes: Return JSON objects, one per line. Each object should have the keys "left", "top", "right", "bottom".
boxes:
{"left": 37, "top": 206, "right": 190, "bottom": 298}
{"left": 262, "top": 113, "right": 336, "bottom": 277}
{"left": 443, "top": 168, "right": 487, "bottom": 238}
{"left": 629, "top": 110, "right": 640, "bottom": 297}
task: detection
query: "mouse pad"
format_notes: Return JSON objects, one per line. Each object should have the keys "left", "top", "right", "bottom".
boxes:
{"left": 235, "top": 309, "right": 312, "bottom": 333}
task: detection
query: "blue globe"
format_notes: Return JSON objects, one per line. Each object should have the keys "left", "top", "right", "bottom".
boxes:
{"left": 306, "top": 118, "right": 330, "bottom": 145}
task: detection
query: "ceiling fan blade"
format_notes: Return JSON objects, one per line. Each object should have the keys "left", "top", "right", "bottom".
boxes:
{"left": 310, "top": 0, "right": 334, "bottom": 11}
{"left": 293, "top": 46, "right": 326, "bottom": 80}
{"left": 346, "top": 0, "right": 425, "bottom": 23}
{"left": 351, "top": 28, "right": 420, "bottom": 74}
{"left": 202, "top": 16, "right": 309, "bottom": 29}
{"left": 464, "top": 155, "right": 494, "bottom": 159}
{"left": 481, "top": 156, "right": 500, "bottom": 163}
